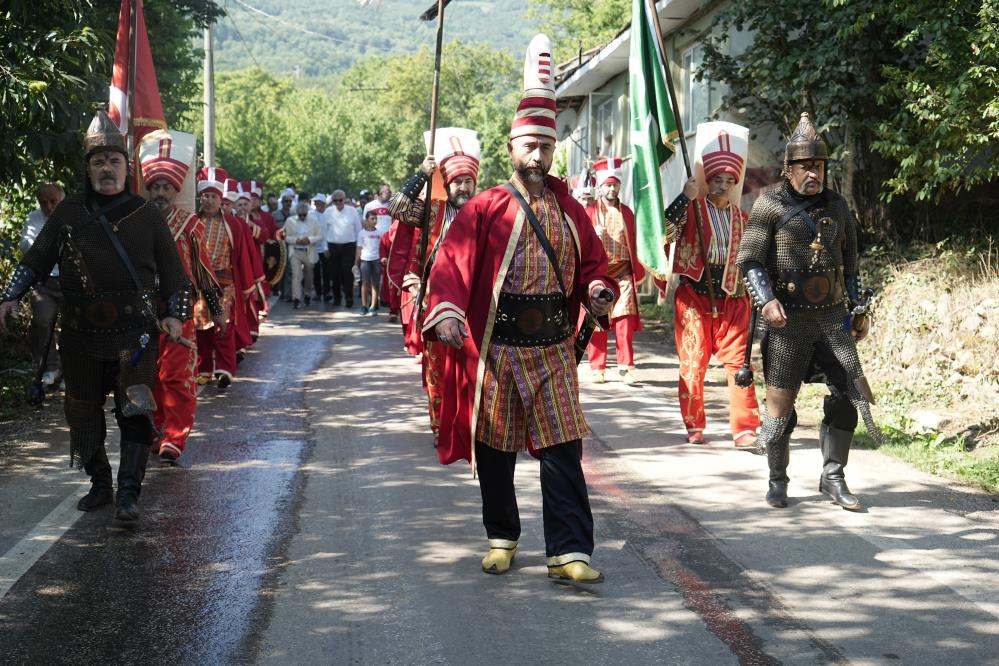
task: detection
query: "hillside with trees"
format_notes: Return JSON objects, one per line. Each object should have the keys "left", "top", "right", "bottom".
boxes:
{"left": 215, "top": 0, "right": 535, "bottom": 77}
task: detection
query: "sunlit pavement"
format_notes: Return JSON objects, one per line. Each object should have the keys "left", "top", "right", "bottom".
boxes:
{"left": 1, "top": 302, "right": 997, "bottom": 665}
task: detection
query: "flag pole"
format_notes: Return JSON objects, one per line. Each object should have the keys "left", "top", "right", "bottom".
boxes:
{"left": 126, "top": 0, "right": 138, "bottom": 188}
{"left": 644, "top": 0, "right": 718, "bottom": 317}
{"left": 203, "top": 24, "right": 216, "bottom": 166}
{"left": 414, "top": 0, "right": 447, "bottom": 318}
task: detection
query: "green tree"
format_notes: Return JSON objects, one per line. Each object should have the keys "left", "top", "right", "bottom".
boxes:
{"left": 873, "top": 0, "right": 999, "bottom": 201}
{"left": 527, "top": 0, "right": 630, "bottom": 61}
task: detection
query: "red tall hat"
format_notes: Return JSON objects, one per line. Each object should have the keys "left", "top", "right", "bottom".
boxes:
{"left": 248, "top": 180, "right": 264, "bottom": 199}
{"left": 196, "top": 166, "right": 228, "bottom": 196}
{"left": 702, "top": 130, "right": 745, "bottom": 183}
{"left": 138, "top": 129, "right": 195, "bottom": 191}
{"left": 223, "top": 178, "right": 239, "bottom": 202}
{"left": 236, "top": 180, "right": 253, "bottom": 201}
{"left": 424, "top": 128, "right": 481, "bottom": 185}
{"left": 593, "top": 157, "right": 623, "bottom": 186}
{"left": 510, "top": 34, "right": 557, "bottom": 141}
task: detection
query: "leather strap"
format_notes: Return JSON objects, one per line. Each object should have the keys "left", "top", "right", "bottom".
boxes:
{"left": 503, "top": 183, "right": 569, "bottom": 296}
{"left": 776, "top": 197, "right": 819, "bottom": 234}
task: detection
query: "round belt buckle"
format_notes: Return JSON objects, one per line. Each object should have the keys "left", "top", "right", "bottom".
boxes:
{"left": 517, "top": 307, "right": 544, "bottom": 334}
{"left": 85, "top": 301, "right": 118, "bottom": 327}
{"left": 802, "top": 275, "right": 831, "bottom": 303}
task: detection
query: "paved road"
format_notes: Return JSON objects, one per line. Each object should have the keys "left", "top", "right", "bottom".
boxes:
{"left": 1, "top": 303, "right": 997, "bottom": 665}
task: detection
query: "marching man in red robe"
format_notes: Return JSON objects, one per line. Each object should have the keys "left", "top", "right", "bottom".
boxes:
{"left": 195, "top": 167, "right": 257, "bottom": 389}
{"left": 425, "top": 35, "right": 616, "bottom": 584}
{"left": 585, "top": 157, "right": 646, "bottom": 384}
{"left": 139, "top": 131, "right": 224, "bottom": 461}
{"left": 388, "top": 127, "right": 481, "bottom": 444}
{"left": 664, "top": 123, "right": 760, "bottom": 448}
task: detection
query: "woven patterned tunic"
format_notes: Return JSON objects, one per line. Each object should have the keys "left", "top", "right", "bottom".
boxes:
{"left": 475, "top": 183, "right": 589, "bottom": 451}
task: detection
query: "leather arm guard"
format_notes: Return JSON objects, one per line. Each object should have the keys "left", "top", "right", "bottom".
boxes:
{"left": 389, "top": 171, "right": 429, "bottom": 224}
{"left": 663, "top": 193, "right": 690, "bottom": 243}
{"left": 743, "top": 262, "right": 777, "bottom": 308}
{"left": 1, "top": 264, "right": 37, "bottom": 303}
{"left": 844, "top": 274, "right": 861, "bottom": 308}
{"left": 203, "top": 284, "right": 224, "bottom": 320}
{"left": 165, "top": 286, "right": 194, "bottom": 321}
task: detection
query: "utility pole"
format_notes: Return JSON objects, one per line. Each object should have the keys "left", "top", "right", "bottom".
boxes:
{"left": 203, "top": 24, "right": 216, "bottom": 165}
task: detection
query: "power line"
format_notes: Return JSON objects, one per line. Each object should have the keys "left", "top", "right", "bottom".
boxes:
{"left": 224, "top": 7, "right": 264, "bottom": 71}
{"left": 227, "top": 0, "right": 408, "bottom": 55}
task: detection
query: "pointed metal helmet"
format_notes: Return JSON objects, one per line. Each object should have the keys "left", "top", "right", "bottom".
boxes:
{"left": 784, "top": 112, "right": 829, "bottom": 164}
{"left": 84, "top": 107, "right": 128, "bottom": 159}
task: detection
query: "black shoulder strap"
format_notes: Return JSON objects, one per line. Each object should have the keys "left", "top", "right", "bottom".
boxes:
{"left": 97, "top": 212, "right": 144, "bottom": 293}
{"left": 776, "top": 197, "right": 819, "bottom": 234}
{"left": 503, "top": 183, "right": 568, "bottom": 296}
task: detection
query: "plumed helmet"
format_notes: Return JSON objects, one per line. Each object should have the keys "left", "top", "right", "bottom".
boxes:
{"left": 84, "top": 107, "right": 128, "bottom": 160}
{"left": 784, "top": 112, "right": 829, "bottom": 165}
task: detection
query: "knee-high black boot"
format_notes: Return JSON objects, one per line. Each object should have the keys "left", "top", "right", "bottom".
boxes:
{"left": 114, "top": 440, "right": 150, "bottom": 525}
{"left": 819, "top": 424, "right": 862, "bottom": 510}
{"left": 77, "top": 444, "right": 113, "bottom": 511}
{"left": 761, "top": 413, "right": 794, "bottom": 508}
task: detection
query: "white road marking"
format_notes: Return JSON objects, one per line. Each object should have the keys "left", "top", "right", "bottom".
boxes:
{"left": 0, "top": 479, "right": 90, "bottom": 599}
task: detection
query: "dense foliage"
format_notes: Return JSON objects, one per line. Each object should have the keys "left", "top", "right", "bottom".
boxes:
{"left": 528, "top": 0, "right": 629, "bottom": 61}
{"left": 178, "top": 43, "right": 520, "bottom": 196}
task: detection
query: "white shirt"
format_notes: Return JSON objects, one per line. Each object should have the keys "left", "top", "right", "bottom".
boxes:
{"left": 357, "top": 228, "right": 383, "bottom": 262}
{"left": 284, "top": 214, "right": 324, "bottom": 264}
{"left": 363, "top": 199, "right": 393, "bottom": 235}
{"left": 20, "top": 209, "right": 58, "bottom": 277}
{"left": 324, "top": 205, "right": 362, "bottom": 244}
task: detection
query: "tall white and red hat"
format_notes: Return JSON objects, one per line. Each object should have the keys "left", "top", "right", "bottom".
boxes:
{"left": 196, "top": 166, "right": 228, "bottom": 197}
{"left": 236, "top": 180, "right": 255, "bottom": 201}
{"left": 138, "top": 129, "right": 195, "bottom": 191}
{"left": 424, "top": 127, "right": 481, "bottom": 185}
{"left": 223, "top": 178, "right": 239, "bottom": 203}
{"left": 247, "top": 180, "right": 264, "bottom": 199}
{"left": 693, "top": 121, "right": 749, "bottom": 205}
{"left": 510, "top": 34, "right": 557, "bottom": 141}
{"left": 593, "top": 157, "right": 623, "bottom": 187}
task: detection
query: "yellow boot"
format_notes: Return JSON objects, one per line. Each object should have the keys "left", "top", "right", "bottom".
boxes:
{"left": 547, "top": 560, "right": 604, "bottom": 584}
{"left": 481, "top": 547, "right": 516, "bottom": 575}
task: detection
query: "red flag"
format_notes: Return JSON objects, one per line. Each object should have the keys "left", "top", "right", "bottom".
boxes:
{"left": 108, "top": 0, "right": 166, "bottom": 151}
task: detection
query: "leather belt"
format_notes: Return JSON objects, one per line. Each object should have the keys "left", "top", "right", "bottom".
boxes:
{"left": 682, "top": 264, "right": 744, "bottom": 298}
{"left": 492, "top": 291, "right": 571, "bottom": 347}
{"left": 776, "top": 267, "right": 845, "bottom": 309}
{"left": 62, "top": 289, "right": 152, "bottom": 334}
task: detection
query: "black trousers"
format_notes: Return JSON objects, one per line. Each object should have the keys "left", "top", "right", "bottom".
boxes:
{"left": 326, "top": 242, "right": 356, "bottom": 304}
{"left": 475, "top": 439, "right": 594, "bottom": 561}
{"left": 62, "top": 344, "right": 156, "bottom": 468}
{"left": 312, "top": 256, "right": 325, "bottom": 299}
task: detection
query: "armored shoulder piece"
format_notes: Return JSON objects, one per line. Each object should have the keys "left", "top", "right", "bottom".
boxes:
{"left": 390, "top": 171, "right": 429, "bottom": 224}
{"left": 1, "top": 264, "right": 37, "bottom": 303}
{"left": 166, "top": 285, "right": 194, "bottom": 321}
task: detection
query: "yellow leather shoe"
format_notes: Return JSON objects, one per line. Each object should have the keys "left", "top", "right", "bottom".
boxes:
{"left": 481, "top": 547, "right": 516, "bottom": 575}
{"left": 547, "top": 560, "right": 604, "bottom": 584}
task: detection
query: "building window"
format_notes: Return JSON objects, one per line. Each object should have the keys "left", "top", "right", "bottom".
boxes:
{"left": 681, "top": 45, "right": 715, "bottom": 133}
{"left": 595, "top": 97, "right": 615, "bottom": 156}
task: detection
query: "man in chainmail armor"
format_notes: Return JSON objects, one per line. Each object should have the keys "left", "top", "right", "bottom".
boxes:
{"left": 737, "top": 112, "right": 879, "bottom": 511}
{"left": 0, "top": 109, "right": 192, "bottom": 526}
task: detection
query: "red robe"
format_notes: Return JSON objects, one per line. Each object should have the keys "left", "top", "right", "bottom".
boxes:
{"left": 224, "top": 213, "right": 262, "bottom": 352}
{"left": 380, "top": 220, "right": 401, "bottom": 315}
{"left": 247, "top": 209, "right": 279, "bottom": 300}
{"left": 671, "top": 199, "right": 747, "bottom": 296}
{"left": 423, "top": 176, "right": 616, "bottom": 465}
{"left": 387, "top": 220, "right": 421, "bottom": 355}
{"left": 584, "top": 200, "right": 645, "bottom": 329}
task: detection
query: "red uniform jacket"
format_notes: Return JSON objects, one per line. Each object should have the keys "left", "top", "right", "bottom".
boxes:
{"left": 585, "top": 201, "right": 645, "bottom": 330}
{"left": 423, "top": 176, "right": 617, "bottom": 465}
{"left": 671, "top": 199, "right": 747, "bottom": 297}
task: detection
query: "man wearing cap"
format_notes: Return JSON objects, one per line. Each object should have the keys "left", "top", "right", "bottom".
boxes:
{"left": 139, "top": 130, "right": 225, "bottom": 462}
{"left": 663, "top": 125, "right": 761, "bottom": 448}
{"left": 195, "top": 167, "right": 257, "bottom": 389}
{"left": 232, "top": 181, "right": 267, "bottom": 344}
{"left": 388, "top": 128, "right": 482, "bottom": 442}
{"left": 309, "top": 193, "right": 329, "bottom": 303}
{"left": 585, "top": 157, "right": 645, "bottom": 385}
{"left": 364, "top": 184, "right": 399, "bottom": 317}
{"left": 425, "top": 35, "right": 616, "bottom": 584}
{"left": 0, "top": 109, "right": 191, "bottom": 525}
{"left": 737, "top": 112, "right": 879, "bottom": 510}
{"left": 247, "top": 180, "right": 281, "bottom": 306}
{"left": 324, "top": 189, "right": 361, "bottom": 307}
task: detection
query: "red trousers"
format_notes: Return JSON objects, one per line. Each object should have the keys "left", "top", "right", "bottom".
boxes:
{"left": 423, "top": 340, "right": 445, "bottom": 433}
{"left": 587, "top": 314, "right": 639, "bottom": 370}
{"left": 153, "top": 320, "right": 198, "bottom": 452}
{"left": 674, "top": 283, "right": 760, "bottom": 440}
{"left": 197, "top": 322, "right": 236, "bottom": 379}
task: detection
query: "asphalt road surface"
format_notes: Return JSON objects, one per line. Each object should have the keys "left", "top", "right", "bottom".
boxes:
{"left": 1, "top": 302, "right": 997, "bottom": 665}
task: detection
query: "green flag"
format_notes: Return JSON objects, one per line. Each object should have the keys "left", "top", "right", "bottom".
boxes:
{"left": 628, "top": 0, "right": 678, "bottom": 279}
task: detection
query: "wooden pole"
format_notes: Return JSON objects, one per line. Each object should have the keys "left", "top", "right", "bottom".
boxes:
{"left": 414, "top": 0, "right": 446, "bottom": 318}
{"left": 644, "top": 0, "right": 718, "bottom": 317}
{"left": 126, "top": 0, "right": 138, "bottom": 190}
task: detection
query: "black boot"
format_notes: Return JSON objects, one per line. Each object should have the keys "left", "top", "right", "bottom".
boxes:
{"left": 761, "top": 414, "right": 793, "bottom": 508}
{"left": 77, "top": 445, "right": 113, "bottom": 511}
{"left": 819, "top": 424, "right": 862, "bottom": 510}
{"left": 113, "top": 440, "right": 151, "bottom": 526}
